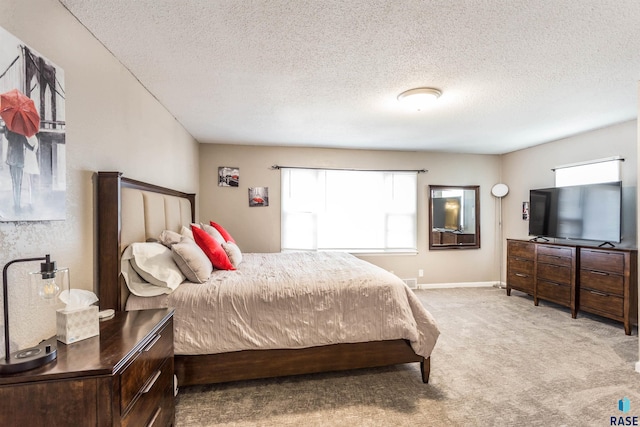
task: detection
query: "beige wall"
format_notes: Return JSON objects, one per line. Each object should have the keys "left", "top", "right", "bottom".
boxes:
{"left": 0, "top": 0, "right": 199, "bottom": 353}
{"left": 199, "top": 144, "right": 502, "bottom": 285}
{"left": 502, "top": 120, "right": 637, "bottom": 249}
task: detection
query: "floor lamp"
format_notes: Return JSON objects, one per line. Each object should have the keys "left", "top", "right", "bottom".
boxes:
{"left": 491, "top": 183, "right": 509, "bottom": 289}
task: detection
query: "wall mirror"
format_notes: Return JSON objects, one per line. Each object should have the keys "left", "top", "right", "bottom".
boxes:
{"left": 429, "top": 185, "right": 480, "bottom": 250}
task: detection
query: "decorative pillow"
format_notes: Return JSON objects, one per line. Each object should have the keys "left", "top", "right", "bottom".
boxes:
{"left": 200, "top": 223, "right": 225, "bottom": 244}
{"left": 222, "top": 241, "right": 243, "bottom": 268}
{"left": 158, "top": 230, "right": 183, "bottom": 247}
{"left": 210, "top": 221, "right": 235, "bottom": 243}
{"left": 191, "top": 226, "right": 235, "bottom": 270}
{"left": 181, "top": 225, "right": 194, "bottom": 240}
{"left": 121, "top": 245, "right": 176, "bottom": 297}
{"left": 129, "top": 242, "right": 185, "bottom": 290}
{"left": 172, "top": 236, "right": 213, "bottom": 283}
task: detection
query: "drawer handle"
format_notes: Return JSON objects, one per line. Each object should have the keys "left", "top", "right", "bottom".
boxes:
{"left": 141, "top": 370, "right": 162, "bottom": 394}
{"left": 586, "top": 250, "right": 613, "bottom": 256}
{"left": 589, "top": 290, "right": 609, "bottom": 297}
{"left": 143, "top": 334, "right": 162, "bottom": 352}
{"left": 147, "top": 407, "right": 162, "bottom": 427}
{"left": 515, "top": 273, "right": 528, "bottom": 278}
{"left": 589, "top": 271, "right": 609, "bottom": 276}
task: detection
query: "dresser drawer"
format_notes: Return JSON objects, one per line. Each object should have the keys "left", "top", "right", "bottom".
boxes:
{"left": 508, "top": 257, "right": 534, "bottom": 274}
{"left": 537, "top": 279, "right": 571, "bottom": 305}
{"left": 580, "top": 249, "right": 625, "bottom": 274}
{"left": 537, "top": 254, "right": 572, "bottom": 267}
{"left": 121, "top": 322, "right": 173, "bottom": 414}
{"left": 580, "top": 269, "right": 624, "bottom": 296}
{"left": 537, "top": 245, "right": 573, "bottom": 259}
{"left": 508, "top": 241, "right": 535, "bottom": 260}
{"left": 537, "top": 263, "right": 571, "bottom": 284}
{"left": 507, "top": 271, "right": 534, "bottom": 293}
{"left": 122, "top": 357, "right": 174, "bottom": 427}
{"left": 579, "top": 289, "right": 624, "bottom": 318}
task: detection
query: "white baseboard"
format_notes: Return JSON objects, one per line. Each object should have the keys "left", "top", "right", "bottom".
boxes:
{"left": 416, "top": 281, "right": 498, "bottom": 290}
{"left": 636, "top": 361, "right": 640, "bottom": 374}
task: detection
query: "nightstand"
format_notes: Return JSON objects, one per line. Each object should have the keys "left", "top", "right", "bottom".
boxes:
{"left": 0, "top": 308, "right": 174, "bottom": 426}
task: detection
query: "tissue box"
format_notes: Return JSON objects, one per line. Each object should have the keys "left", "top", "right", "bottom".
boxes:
{"left": 56, "top": 305, "right": 99, "bottom": 344}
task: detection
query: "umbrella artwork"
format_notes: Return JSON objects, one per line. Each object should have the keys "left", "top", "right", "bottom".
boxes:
{"left": 0, "top": 25, "right": 65, "bottom": 222}
{"left": 0, "top": 89, "right": 40, "bottom": 137}
{"left": 249, "top": 187, "right": 269, "bottom": 207}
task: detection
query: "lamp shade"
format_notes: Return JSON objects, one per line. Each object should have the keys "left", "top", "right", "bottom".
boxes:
{"left": 29, "top": 267, "right": 67, "bottom": 304}
{"left": 491, "top": 183, "right": 509, "bottom": 198}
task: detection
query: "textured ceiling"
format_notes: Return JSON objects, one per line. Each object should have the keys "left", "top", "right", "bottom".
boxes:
{"left": 59, "top": 0, "right": 640, "bottom": 154}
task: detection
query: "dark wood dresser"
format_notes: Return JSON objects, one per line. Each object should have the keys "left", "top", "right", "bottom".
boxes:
{"left": 0, "top": 308, "right": 174, "bottom": 426}
{"left": 535, "top": 243, "right": 577, "bottom": 318}
{"left": 507, "top": 239, "right": 637, "bottom": 334}
{"left": 579, "top": 247, "right": 638, "bottom": 335}
{"left": 506, "top": 240, "right": 536, "bottom": 296}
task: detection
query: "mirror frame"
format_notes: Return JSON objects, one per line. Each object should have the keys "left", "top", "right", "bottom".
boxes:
{"left": 428, "top": 185, "right": 481, "bottom": 250}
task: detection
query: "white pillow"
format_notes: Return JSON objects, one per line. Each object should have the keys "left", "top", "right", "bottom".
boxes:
{"left": 181, "top": 225, "right": 194, "bottom": 240}
{"left": 129, "top": 242, "right": 185, "bottom": 290}
{"left": 172, "top": 236, "right": 213, "bottom": 283}
{"left": 158, "top": 229, "right": 183, "bottom": 247}
{"left": 121, "top": 245, "right": 173, "bottom": 297}
{"left": 222, "top": 241, "right": 243, "bottom": 267}
{"left": 201, "top": 223, "right": 225, "bottom": 244}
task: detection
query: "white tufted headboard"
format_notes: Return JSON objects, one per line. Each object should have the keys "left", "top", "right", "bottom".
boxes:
{"left": 96, "top": 172, "right": 195, "bottom": 311}
{"left": 120, "top": 187, "right": 192, "bottom": 249}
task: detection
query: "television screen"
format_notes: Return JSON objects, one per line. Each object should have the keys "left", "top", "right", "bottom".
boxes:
{"left": 528, "top": 182, "right": 622, "bottom": 243}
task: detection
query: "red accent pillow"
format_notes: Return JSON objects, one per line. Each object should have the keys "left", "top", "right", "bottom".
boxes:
{"left": 210, "top": 221, "right": 235, "bottom": 243}
{"left": 191, "top": 226, "right": 235, "bottom": 270}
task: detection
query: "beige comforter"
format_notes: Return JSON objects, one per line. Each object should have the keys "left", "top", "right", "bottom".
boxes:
{"left": 126, "top": 251, "right": 439, "bottom": 357}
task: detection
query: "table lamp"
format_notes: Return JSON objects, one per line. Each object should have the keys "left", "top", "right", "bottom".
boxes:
{"left": 0, "top": 254, "right": 66, "bottom": 374}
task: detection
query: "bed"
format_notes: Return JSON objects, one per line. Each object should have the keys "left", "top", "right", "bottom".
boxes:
{"left": 95, "top": 171, "right": 440, "bottom": 386}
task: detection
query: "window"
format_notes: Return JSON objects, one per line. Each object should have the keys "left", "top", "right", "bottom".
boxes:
{"left": 281, "top": 168, "right": 417, "bottom": 253}
{"left": 554, "top": 157, "right": 622, "bottom": 187}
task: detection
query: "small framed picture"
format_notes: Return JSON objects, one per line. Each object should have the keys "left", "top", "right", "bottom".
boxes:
{"left": 218, "top": 167, "right": 239, "bottom": 187}
{"left": 249, "top": 187, "right": 269, "bottom": 207}
{"left": 522, "top": 201, "right": 530, "bottom": 220}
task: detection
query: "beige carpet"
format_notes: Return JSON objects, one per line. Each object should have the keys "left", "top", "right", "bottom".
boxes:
{"left": 175, "top": 287, "right": 639, "bottom": 426}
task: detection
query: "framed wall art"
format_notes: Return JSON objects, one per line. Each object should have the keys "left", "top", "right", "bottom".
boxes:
{"left": 218, "top": 167, "right": 239, "bottom": 187}
{"left": 249, "top": 187, "right": 269, "bottom": 207}
{"left": 0, "top": 25, "right": 66, "bottom": 221}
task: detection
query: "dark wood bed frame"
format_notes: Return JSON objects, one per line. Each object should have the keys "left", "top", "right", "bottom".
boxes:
{"left": 96, "top": 171, "right": 430, "bottom": 386}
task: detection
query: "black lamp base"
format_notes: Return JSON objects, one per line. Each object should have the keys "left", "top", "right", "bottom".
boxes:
{"left": 0, "top": 341, "right": 57, "bottom": 374}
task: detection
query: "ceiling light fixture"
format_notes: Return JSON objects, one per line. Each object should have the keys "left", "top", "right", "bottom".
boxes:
{"left": 397, "top": 87, "right": 442, "bottom": 111}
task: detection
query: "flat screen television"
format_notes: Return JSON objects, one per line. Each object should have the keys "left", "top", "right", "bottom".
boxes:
{"left": 528, "top": 181, "right": 622, "bottom": 243}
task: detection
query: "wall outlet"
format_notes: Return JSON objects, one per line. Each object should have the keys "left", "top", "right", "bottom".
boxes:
{"left": 418, "top": 269, "right": 424, "bottom": 277}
